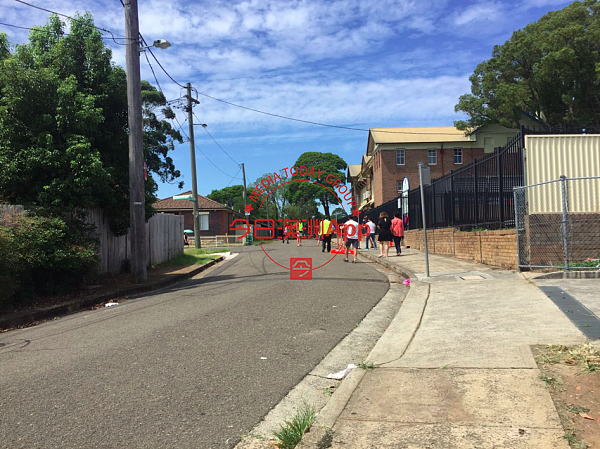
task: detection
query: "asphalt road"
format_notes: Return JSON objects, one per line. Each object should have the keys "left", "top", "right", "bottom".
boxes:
{"left": 0, "top": 242, "right": 389, "bottom": 449}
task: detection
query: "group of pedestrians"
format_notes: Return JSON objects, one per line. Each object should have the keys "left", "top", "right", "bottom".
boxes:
{"left": 311, "top": 211, "right": 405, "bottom": 263}
{"left": 374, "top": 211, "right": 405, "bottom": 258}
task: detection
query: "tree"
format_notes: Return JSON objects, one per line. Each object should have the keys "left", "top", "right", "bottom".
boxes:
{"left": 455, "top": 0, "right": 600, "bottom": 130}
{"left": 0, "top": 14, "right": 182, "bottom": 233}
{"left": 331, "top": 207, "right": 345, "bottom": 219}
{"left": 207, "top": 185, "right": 245, "bottom": 212}
{"left": 286, "top": 152, "right": 347, "bottom": 216}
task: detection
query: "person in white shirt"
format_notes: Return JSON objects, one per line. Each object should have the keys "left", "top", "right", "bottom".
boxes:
{"left": 343, "top": 217, "right": 360, "bottom": 263}
{"left": 365, "top": 218, "right": 377, "bottom": 250}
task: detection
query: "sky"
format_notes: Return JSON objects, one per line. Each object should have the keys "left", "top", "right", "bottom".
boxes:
{"left": 0, "top": 0, "right": 574, "bottom": 202}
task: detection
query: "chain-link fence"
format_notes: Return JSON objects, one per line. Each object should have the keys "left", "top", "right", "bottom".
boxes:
{"left": 514, "top": 176, "right": 600, "bottom": 270}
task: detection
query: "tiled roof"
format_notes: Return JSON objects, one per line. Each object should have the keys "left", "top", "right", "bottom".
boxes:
{"left": 154, "top": 191, "right": 232, "bottom": 211}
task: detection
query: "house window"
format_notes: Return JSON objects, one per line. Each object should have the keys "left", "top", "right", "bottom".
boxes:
{"left": 199, "top": 212, "right": 209, "bottom": 230}
{"left": 397, "top": 181, "right": 402, "bottom": 192}
{"left": 428, "top": 149, "right": 437, "bottom": 165}
{"left": 453, "top": 148, "right": 463, "bottom": 164}
{"left": 484, "top": 136, "right": 494, "bottom": 152}
{"left": 396, "top": 149, "right": 405, "bottom": 165}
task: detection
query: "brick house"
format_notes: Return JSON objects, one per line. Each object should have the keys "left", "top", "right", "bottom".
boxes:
{"left": 349, "top": 122, "right": 538, "bottom": 209}
{"left": 153, "top": 192, "right": 244, "bottom": 237}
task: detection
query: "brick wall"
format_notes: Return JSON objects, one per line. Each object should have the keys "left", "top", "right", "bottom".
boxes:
{"left": 174, "top": 210, "right": 234, "bottom": 236}
{"left": 403, "top": 227, "right": 518, "bottom": 269}
{"left": 372, "top": 147, "right": 485, "bottom": 206}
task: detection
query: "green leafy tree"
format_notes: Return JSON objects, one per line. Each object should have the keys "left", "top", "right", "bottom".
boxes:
{"left": 331, "top": 207, "right": 345, "bottom": 219}
{"left": 286, "top": 152, "right": 347, "bottom": 216}
{"left": 0, "top": 14, "right": 182, "bottom": 234}
{"left": 207, "top": 185, "right": 245, "bottom": 212}
{"left": 455, "top": 0, "right": 600, "bottom": 130}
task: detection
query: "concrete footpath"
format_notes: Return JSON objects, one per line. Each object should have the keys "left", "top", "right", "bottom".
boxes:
{"left": 300, "top": 248, "right": 587, "bottom": 448}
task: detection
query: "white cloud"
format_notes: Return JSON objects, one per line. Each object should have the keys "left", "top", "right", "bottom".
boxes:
{"left": 452, "top": 1, "right": 505, "bottom": 26}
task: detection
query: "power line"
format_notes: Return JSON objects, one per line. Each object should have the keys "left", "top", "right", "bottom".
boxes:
{"left": 141, "top": 41, "right": 164, "bottom": 94}
{"left": 11, "top": 0, "right": 132, "bottom": 45}
{"left": 145, "top": 45, "right": 186, "bottom": 89}
{"left": 0, "top": 20, "right": 125, "bottom": 44}
{"left": 193, "top": 112, "right": 240, "bottom": 166}
{"left": 192, "top": 90, "right": 466, "bottom": 135}
{"left": 139, "top": 51, "right": 241, "bottom": 181}
{"left": 225, "top": 167, "right": 242, "bottom": 188}
{"left": 173, "top": 116, "right": 242, "bottom": 180}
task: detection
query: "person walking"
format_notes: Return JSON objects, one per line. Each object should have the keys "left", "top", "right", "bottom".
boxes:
{"left": 283, "top": 223, "right": 291, "bottom": 244}
{"left": 365, "top": 217, "right": 377, "bottom": 250}
{"left": 377, "top": 212, "right": 392, "bottom": 258}
{"left": 297, "top": 221, "right": 303, "bottom": 247}
{"left": 343, "top": 216, "right": 359, "bottom": 263}
{"left": 321, "top": 215, "right": 332, "bottom": 253}
{"left": 391, "top": 211, "right": 405, "bottom": 256}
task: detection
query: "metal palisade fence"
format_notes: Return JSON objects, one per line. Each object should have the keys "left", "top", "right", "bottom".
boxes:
{"left": 365, "top": 126, "right": 598, "bottom": 231}
{"left": 514, "top": 176, "right": 600, "bottom": 271}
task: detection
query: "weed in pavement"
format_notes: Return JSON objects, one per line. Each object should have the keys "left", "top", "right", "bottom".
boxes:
{"left": 358, "top": 362, "right": 377, "bottom": 370}
{"left": 539, "top": 373, "right": 559, "bottom": 385}
{"left": 537, "top": 343, "right": 600, "bottom": 373}
{"left": 274, "top": 404, "right": 317, "bottom": 449}
{"left": 567, "top": 405, "right": 590, "bottom": 414}
{"left": 563, "top": 428, "right": 588, "bottom": 449}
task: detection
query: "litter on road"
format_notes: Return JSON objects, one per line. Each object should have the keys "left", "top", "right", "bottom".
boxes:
{"left": 327, "top": 364, "right": 357, "bottom": 380}
{"left": 104, "top": 302, "right": 118, "bottom": 307}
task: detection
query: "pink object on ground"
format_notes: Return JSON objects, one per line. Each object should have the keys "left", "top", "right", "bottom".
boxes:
{"left": 403, "top": 279, "right": 411, "bottom": 285}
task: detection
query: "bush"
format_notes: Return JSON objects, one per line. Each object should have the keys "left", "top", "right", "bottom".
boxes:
{"left": 0, "top": 212, "right": 98, "bottom": 306}
{"left": 0, "top": 228, "right": 20, "bottom": 305}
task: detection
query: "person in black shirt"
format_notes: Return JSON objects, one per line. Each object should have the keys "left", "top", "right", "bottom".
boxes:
{"left": 377, "top": 212, "right": 392, "bottom": 258}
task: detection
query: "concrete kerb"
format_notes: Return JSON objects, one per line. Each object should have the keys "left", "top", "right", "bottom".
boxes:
{"left": 527, "top": 270, "right": 600, "bottom": 280}
{"left": 359, "top": 251, "right": 416, "bottom": 280}
{"left": 0, "top": 256, "right": 225, "bottom": 330}
{"left": 298, "top": 278, "right": 429, "bottom": 449}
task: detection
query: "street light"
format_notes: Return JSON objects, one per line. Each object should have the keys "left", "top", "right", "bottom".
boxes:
{"left": 139, "top": 39, "right": 171, "bottom": 51}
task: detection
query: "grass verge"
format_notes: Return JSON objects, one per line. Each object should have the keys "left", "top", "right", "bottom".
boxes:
{"left": 273, "top": 404, "right": 317, "bottom": 449}
{"left": 534, "top": 343, "right": 600, "bottom": 449}
{"left": 156, "top": 250, "right": 219, "bottom": 268}
{"left": 184, "top": 247, "right": 229, "bottom": 254}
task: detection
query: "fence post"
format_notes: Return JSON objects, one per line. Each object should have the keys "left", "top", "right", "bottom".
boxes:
{"left": 513, "top": 188, "right": 521, "bottom": 271}
{"left": 473, "top": 161, "right": 479, "bottom": 226}
{"left": 418, "top": 163, "right": 430, "bottom": 277}
{"left": 560, "top": 175, "right": 570, "bottom": 271}
{"left": 497, "top": 150, "right": 504, "bottom": 226}
{"left": 520, "top": 125, "right": 527, "bottom": 187}
{"left": 450, "top": 170, "right": 455, "bottom": 227}
{"left": 431, "top": 181, "right": 436, "bottom": 229}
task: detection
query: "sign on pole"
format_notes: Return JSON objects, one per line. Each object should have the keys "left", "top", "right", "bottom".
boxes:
{"left": 173, "top": 194, "right": 193, "bottom": 200}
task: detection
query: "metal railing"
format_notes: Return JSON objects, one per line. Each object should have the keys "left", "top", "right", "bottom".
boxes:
{"left": 364, "top": 126, "right": 599, "bottom": 230}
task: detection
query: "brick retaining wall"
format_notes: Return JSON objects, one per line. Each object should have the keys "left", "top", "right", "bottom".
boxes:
{"left": 403, "top": 228, "right": 518, "bottom": 269}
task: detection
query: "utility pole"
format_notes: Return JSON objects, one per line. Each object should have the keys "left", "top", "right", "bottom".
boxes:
{"left": 124, "top": 0, "right": 147, "bottom": 282}
{"left": 241, "top": 163, "right": 248, "bottom": 206}
{"left": 186, "top": 83, "right": 201, "bottom": 249}
{"left": 241, "top": 163, "right": 249, "bottom": 245}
